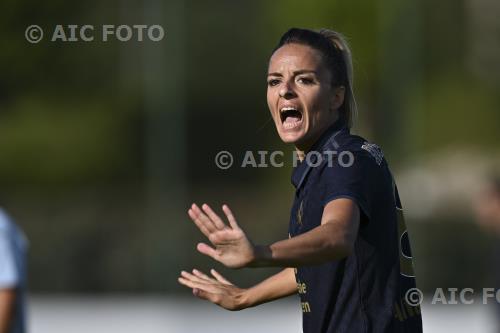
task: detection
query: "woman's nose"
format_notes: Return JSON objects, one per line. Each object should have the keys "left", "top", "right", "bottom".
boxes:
{"left": 279, "top": 82, "right": 296, "bottom": 98}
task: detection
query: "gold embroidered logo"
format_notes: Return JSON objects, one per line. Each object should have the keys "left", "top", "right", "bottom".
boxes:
{"left": 297, "top": 200, "right": 303, "bottom": 226}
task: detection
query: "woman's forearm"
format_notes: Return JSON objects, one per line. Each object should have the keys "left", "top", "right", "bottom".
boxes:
{"left": 252, "top": 222, "right": 354, "bottom": 267}
{"left": 250, "top": 199, "right": 360, "bottom": 268}
{"left": 241, "top": 267, "right": 297, "bottom": 308}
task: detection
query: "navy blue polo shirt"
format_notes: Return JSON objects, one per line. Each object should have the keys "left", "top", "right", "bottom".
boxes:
{"left": 289, "top": 121, "right": 423, "bottom": 333}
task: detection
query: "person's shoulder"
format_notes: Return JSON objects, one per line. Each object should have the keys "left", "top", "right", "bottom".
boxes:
{"left": 0, "top": 208, "right": 28, "bottom": 251}
{"left": 0, "top": 208, "right": 11, "bottom": 231}
{"left": 0, "top": 209, "right": 20, "bottom": 236}
{"left": 325, "top": 129, "right": 386, "bottom": 167}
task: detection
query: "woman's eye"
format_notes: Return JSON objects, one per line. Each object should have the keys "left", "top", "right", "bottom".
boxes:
{"left": 268, "top": 79, "right": 280, "bottom": 87}
{"left": 298, "top": 77, "right": 313, "bottom": 85}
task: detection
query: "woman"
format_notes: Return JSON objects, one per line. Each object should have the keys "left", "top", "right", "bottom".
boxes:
{"left": 178, "top": 28, "right": 423, "bottom": 333}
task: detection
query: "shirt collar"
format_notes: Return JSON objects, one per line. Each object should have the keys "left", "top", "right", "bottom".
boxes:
{"left": 291, "top": 119, "right": 347, "bottom": 190}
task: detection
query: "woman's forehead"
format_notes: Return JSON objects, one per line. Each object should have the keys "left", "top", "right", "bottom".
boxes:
{"left": 268, "top": 43, "right": 325, "bottom": 73}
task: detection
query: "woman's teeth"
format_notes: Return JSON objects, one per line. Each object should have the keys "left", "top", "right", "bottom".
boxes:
{"left": 280, "top": 107, "right": 303, "bottom": 129}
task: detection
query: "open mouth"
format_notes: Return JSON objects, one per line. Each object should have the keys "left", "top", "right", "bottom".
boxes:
{"left": 280, "top": 107, "right": 303, "bottom": 129}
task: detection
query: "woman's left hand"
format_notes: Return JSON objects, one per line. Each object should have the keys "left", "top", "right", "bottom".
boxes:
{"left": 178, "top": 268, "right": 248, "bottom": 310}
{"left": 188, "top": 203, "right": 256, "bottom": 269}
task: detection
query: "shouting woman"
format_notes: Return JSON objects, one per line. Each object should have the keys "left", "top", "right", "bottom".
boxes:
{"left": 179, "top": 28, "right": 423, "bottom": 333}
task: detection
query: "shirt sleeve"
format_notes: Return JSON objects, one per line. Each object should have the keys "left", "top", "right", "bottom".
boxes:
{"left": 0, "top": 229, "right": 19, "bottom": 288}
{"left": 320, "top": 149, "right": 381, "bottom": 220}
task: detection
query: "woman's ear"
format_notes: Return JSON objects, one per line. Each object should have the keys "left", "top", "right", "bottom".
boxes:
{"left": 330, "top": 86, "right": 345, "bottom": 111}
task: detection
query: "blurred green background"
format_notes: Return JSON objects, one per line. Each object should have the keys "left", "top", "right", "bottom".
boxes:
{"left": 0, "top": 0, "right": 499, "bottom": 295}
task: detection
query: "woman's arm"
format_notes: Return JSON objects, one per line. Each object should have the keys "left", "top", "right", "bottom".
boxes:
{"left": 0, "top": 289, "right": 16, "bottom": 333}
{"left": 178, "top": 267, "right": 297, "bottom": 310}
{"left": 187, "top": 198, "right": 359, "bottom": 268}
{"left": 253, "top": 198, "right": 360, "bottom": 267}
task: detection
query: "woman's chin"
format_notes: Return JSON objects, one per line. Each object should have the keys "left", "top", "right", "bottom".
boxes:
{"left": 278, "top": 128, "right": 306, "bottom": 145}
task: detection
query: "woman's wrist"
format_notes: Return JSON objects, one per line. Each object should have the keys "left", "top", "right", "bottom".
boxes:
{"left": 238, "top": 283, "right": 269, "bottom": 309}
{"left": 248, "top": 244, "right": 273, "bottom": 267}
{"left": 237, "top": 288, "right": 254, "bottom": 309}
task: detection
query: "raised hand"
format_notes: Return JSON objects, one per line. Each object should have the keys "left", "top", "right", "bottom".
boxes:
{"left": 178, "top": 268, "right": 248, "bottom": 311}
{"left": 188, "top": 203, "right": 256, "bottom": 269}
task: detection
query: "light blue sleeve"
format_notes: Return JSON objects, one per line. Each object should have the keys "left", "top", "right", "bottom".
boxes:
{"left": 0, "top": 218, "right": 19, "bottom": 288}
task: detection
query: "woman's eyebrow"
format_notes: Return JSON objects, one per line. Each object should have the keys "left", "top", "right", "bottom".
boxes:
{"left": 267, "top": 69, "right": 317, "bottom": 77}
{"left": 294, "top": 69, "right": 317, "bottom": 75}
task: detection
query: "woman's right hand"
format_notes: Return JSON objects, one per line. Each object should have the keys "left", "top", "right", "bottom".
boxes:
{"left": 178, "top": 268, "right": 249, "bottom": 311}
{"left": 187, "top": 203, "right": 257, "bottom": 269}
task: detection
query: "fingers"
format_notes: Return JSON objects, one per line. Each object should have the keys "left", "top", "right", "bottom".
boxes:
{"left": 182, "top": 269, "right": 231, "bottom": 286}
{"left": 192, "top": 288, "right": 209, "bottom": 299}
{"left": 191, "top": 203, "right": 219, "bottom": 233}
{"left": 210, "top": 269, "right": 232, "bottom": 285}
{"left": 178, "top": 269, "right": 240, "bottom": 309}
{"left": 201, "top": 204, "right": 226, "bottom": 230}
{"left": 178, "top": 271, "right": 219, "bottom": 303}
{"left": 180, "top": 270, "right": 208, "bottom": 284}
{"left": 188, "top": 203, "right": 227, "bottom": 238}
{"left": 178, "top": 276, "right": 214, "bottom": 303}
{"left": 197, "top": 242, "right": 219, "bottom": 261}
{"left": 188, "top": 207, "right": 211, "bottom": 238}
{"left": 192, "top": 269, "right": 212, "bottom": 282}
{"left": 188, "top": 203, "right": 238, "bottom": 232}
{"left": 178, "top": 275, "right": 204, "bottom": 290}
{"left": 192, "top": 268, "right": 232, "bottom": 287}
{"left": 178, "top": 271, "right": 215, "bottom": 292}
{"left": 193, "top": 287, "right": 222, "bottom": 305}
{"left": 222, "top": 204, "right": 239, "bottom": 229}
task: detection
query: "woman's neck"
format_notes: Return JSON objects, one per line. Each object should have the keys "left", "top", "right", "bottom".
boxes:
{"left": 294, "top": 114, "right": 341, "bottom": 161}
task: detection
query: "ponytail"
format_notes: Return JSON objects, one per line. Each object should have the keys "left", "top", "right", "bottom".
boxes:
{"left": 318, "top": 29, "right": 357, "bottom": 128}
